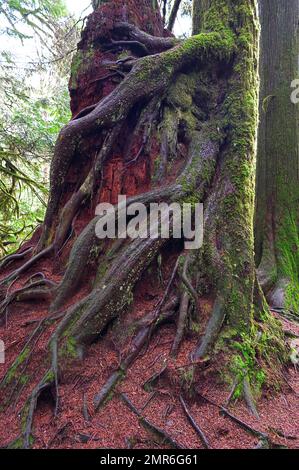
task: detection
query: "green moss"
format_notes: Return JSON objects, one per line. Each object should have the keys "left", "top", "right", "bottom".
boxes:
{"left": 275, "top": 203, "right": 299, "bottom": 314}
{"left": 227, "top": 315, "right": 286, "bottom": 398}
{"left": 70, "top": 47, "right": 95, "bottom": 90}
{"left": 2, "top": 346, "right": 30, "bottom": 388}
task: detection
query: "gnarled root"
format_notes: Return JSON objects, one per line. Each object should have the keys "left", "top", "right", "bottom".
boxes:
{"left": 0, "top": 247, "right": 32, "bottom": 271}
{"left": 94, "top": 296, "right": 178, "bottom": 409}
{"left": 191, "top": 296, "right": 225, "bottom": 361}
{"left": 0, "top": 245, "right": 53, "bottom": 287}
{"left": 21, "top": 369, "right": 56, "bottom": 449}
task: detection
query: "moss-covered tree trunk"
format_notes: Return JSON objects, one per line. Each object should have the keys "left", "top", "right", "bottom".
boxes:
{"left": 0, "top": 0, "right": 286, "bottom": 448}
{"left": 255, "top": 0, "right": 299, "bottom": 315}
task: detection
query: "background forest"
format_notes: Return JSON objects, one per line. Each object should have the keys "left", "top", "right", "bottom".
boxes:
{"left": 0, "top": 0, "right": 89, "bottom": 255}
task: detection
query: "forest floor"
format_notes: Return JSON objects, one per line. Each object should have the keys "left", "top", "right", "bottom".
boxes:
{"left": 0, "top": 253, "right": 298, "bottom": 450}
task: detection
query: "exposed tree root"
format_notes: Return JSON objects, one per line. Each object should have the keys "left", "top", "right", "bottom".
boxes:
{"left": 0, "top": 312, "right": 63, "bottom": 406}
{"left": 0, "top": 245, "right": 53, "bottom": 287}
{"left": 113, "top": 22, "right": 179, "bottom": 53}
{"left": 0, "top": 247, "right": 32, "bottom": 271}
{"left": 243, "top": 376, "right": 260, "bottom": 419}
{"left": 93, "top": 295, "right": 179, "bottom": 409}
{"left": 0, "top": 280, "right": 54, "bottom": 325}
{"left": 179, "top": 395, "right": 211, "bottom": 449}
{"left": 180, "top": 256, "right": 200, "bottom": 316}
{"left": 120, "top": 393, "right": 184, "bottom": 449}
{"left": 171, "top": 290, "right": 189, "bottom": 357}
{"left": 191, "top": 296, "right": 225, "bottom": 361}
{"left": 92, "top": 258, "right": 180, "bottom": 408}
{"left": 143, "top": 362, "right": 168, "bottom": 392}
{"left": 195, "top": 390, "right": 284, "bottom": 449}
{"left": 22, "top": 370, "right": 55, "bottom": 449}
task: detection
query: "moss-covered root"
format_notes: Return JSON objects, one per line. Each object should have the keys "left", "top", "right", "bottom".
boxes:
{"left": 21, "top": 369, "right": 55, "bottom": 449}
{"left": 4, "top": 369, "right": 55, "bottom": 449}
{"left": 191, "top": 296, "right": 225, "bottom": 361}
{"left": 49, "top": 235, "right": 168, "bottom": 363}
{"left": 0, "top": 324, "right": 46, "bottom": 406}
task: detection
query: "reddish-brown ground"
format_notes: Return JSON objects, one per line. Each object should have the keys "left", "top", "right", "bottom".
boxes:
{"left": 0, "top": 253, "right": 298, "bottom": 450}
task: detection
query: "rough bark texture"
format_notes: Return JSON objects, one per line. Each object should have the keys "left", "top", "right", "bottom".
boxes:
{"left": 255, "top": 0, "right": 299, "bottom": 315}
{"left": 0, "top": 0, "right": 287, "bottom": 449}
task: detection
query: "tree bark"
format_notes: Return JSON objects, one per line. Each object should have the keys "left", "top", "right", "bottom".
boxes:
{"left": 255, "top": 0, "right": 299, "bottom": 315}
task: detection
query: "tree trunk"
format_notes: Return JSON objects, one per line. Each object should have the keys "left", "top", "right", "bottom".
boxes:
{"left": 0, "top": 0, "right": 286, "bottom": 448}
{"left": 255, "top": 0, "right": 299, "bottom": 315}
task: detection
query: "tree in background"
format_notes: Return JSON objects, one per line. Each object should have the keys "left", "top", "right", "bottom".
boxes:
{"left": 0, "top": 0, "right": 292, "bottom": 448}
{"left": 255, "top": 0, "right": 299, "bottom": 317}
{"left": 0, "top": 1, "right": 83, "bottom": 255}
